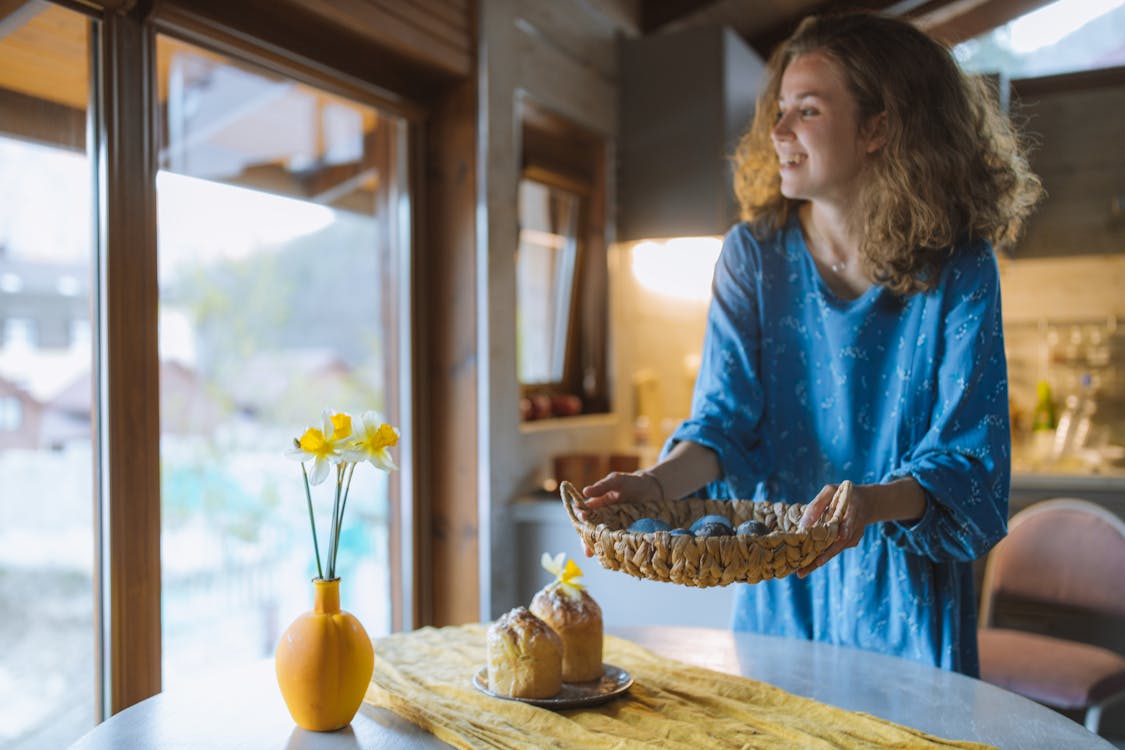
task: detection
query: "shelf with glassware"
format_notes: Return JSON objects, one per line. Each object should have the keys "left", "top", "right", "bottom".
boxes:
{"left": 1007, "top": 315, "right": 1124, "bottom": 478}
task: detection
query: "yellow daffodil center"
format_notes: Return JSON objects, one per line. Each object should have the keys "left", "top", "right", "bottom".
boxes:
{"left": 370, "top": 422, "right": 398, "bottom": 449}
{"left": 558, "top": 558, "right": 584, "bottom": 590}
{"left": 329, "top": 413, "right": 352, "bottom": 440}
{"left": 541, "top": 552, "right": 585, "bottom": 596}
{"left": 298, "top": 427, "right": 333, "bottom": 458}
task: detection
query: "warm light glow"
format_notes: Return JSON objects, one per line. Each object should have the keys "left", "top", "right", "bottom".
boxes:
{"left": 630, "top": 237, "right": 722, "bottom": 301}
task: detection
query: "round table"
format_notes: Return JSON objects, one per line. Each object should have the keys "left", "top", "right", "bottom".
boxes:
{"left": 69, "top": 625, "right": 1114, "bottom": 749}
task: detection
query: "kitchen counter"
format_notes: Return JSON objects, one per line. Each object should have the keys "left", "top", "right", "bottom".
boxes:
{"left": 1010, "top": 472, "right": 1125, "bottom": 519}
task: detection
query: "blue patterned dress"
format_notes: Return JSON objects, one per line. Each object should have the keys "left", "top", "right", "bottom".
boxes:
{"left": 668, "top": 217, "right": 1010, "bottom": 675}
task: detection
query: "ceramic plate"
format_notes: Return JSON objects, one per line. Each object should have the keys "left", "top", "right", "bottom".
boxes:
{"left": 472, "top": 663, "right": 633, "bottom": 709}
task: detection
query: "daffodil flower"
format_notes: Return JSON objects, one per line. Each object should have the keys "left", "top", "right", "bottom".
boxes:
{"left": 287, "top": 409, "right": 351, "bottom": 484}
{"left": 541, "top": 552, "right": 585, "bottom": 597}
{"left": 289, "top": 408, "right": 398, "bottom": 581}
{"left": 346, "top": 410, "right": 399, "bottom": 471}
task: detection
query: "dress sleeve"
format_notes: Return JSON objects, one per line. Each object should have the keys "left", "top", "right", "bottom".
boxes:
{"left": 882, "top": 246, "right": 1010, "bottom": 562}
{"left": 668, "top": 227, "right": 770, "bottom": 499}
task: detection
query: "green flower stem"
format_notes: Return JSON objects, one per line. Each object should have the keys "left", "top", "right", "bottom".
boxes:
{"left": 326, "top": 465, "right": 342, "bottom": 580}
{"left": 301, "top": 464, "right": 324, "bottom": 580}
{"left": 333, "top": 462, "right": 358, "bottom": 571}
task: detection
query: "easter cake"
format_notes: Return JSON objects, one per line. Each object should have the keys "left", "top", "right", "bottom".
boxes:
{"left": 486, "top": 606, "right": 563, "bottom": 699}
{"left": 530, "top": 553, "right": 604, "bottom": 682}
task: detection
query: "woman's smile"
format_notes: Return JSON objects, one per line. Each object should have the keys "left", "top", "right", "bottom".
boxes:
{"left": 771, "top": 50, "right": 878, "bottom": 205}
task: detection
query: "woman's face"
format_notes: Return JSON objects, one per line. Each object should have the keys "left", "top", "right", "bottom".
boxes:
{"left": 770, "top": 50, "right": 883, "bottom": 206}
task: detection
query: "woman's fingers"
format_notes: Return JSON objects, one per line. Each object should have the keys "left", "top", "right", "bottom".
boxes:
{"left": 798, "top": 482, "right": 867, "bottom": 576}
{"left": 581, "top": 471, "right": 661, "bottom": 512}
{"left": 799, "top": 484, "right": 837, "bottom": 529}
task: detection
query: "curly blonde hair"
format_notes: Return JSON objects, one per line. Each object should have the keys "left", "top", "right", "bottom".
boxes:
{"left": 733, "top": 12, "right": 1043, "bottom": 295}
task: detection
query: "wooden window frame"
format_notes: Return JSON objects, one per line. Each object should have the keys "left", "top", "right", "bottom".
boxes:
{"left": 60, "top": 0, "right": 453, "bottom": 718}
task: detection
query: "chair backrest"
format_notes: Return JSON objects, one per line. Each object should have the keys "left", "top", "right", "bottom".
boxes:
{"left": 980, "top": 498, "right": 1125, "bottom": 628}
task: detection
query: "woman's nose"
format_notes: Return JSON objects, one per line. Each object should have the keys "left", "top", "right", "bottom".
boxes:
{"left": 771, "top": 112, "right": 793, "bottom": 141}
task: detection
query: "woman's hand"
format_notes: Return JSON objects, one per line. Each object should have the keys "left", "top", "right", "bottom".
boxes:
{"left": 796, "top": 481, "right": 869, "bottom": 578}
{"left": 581, "top": 471, "right": 663, "bottom": 511}
{"left": 577, "top": 471, "right": 663, "bottom": 557}
{"left": 794, "top": 477, "right": 926, "bottom": 577}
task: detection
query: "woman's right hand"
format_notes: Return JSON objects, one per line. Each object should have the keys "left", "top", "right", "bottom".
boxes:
{"left": 577, "top": 471, "right": 663, "bottom": 557}
{"left": 581, "top": 471, "right": 663, "bottom": 510}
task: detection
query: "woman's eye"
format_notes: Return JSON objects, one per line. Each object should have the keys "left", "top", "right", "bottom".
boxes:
{"left": 800, "top": 108, "right": 817, "bottom": 117}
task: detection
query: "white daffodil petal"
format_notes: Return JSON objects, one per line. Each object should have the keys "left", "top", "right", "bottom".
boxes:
{"left": 370, "top": 451, "right": 397, "bottom": 472}
{"left": 541, "top": 552, "right": 565, "bottom": 576}
{"left": 309, "top": 456, "right": 332, "bottom": 485}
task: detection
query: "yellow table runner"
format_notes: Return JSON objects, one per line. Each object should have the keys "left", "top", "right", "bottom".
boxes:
{"left": 364, "top": 624, "right": 995, "bottom": 750}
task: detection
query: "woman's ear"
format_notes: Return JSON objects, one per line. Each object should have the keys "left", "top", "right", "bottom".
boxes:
{"left": 863, "top": 111, "right": 888, "bottom": 154}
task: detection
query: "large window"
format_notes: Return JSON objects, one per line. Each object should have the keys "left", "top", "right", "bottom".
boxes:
{"left": 0, "top": 6, "right": 97, "bottom": 748}
{"left": 0, "top": 5, "right": 413, "bottom": 746}
{"left": 154, "top": 35, "right": 409, "bottom": 688}
{"left": 954, "top": 0, "right": 1125, "bottom": 79}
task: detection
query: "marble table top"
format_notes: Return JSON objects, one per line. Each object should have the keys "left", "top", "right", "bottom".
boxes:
{"left": 69, "top": 625, "right": 1114, "bottom": 749}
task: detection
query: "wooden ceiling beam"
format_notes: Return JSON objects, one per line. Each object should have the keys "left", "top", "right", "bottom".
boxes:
{"left": 638, "top": 0, "right": 722, "bottom": 33}
{"left": 745, "top": 0, "right": 905, "bottom": 57}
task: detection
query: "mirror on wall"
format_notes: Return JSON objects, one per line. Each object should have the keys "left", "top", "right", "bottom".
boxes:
{"left": 516, "top": 175, "right": 581, "bottom": 388}
{"left": 516, "top": 98, "right": 609, "bottom": 422}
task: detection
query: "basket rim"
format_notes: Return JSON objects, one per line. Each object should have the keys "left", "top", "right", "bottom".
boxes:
{"left": 559, "top": 479, "right": 837, "bottom": 539}
{"left": 557, "top": 480, "right": 849, "bottom": 587}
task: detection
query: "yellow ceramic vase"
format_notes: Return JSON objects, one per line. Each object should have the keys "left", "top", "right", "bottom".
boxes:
{"left": 275, "top": 578, "right": 374, "bottom": 731}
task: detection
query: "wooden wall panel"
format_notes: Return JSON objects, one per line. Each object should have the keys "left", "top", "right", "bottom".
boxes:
{"left": 291, "top": 0, "right": 472, "bottom": 78}
{"left": 423, "top": 78, "right": 481, "bottom": 627}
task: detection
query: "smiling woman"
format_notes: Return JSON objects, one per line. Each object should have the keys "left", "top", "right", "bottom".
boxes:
{"left": 582, "top": 10, "right": 1044, "bottom": 678}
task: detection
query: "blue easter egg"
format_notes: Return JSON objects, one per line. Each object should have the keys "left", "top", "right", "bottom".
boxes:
{"left": 736, "top": 520, "right": 770, "bottom": 536}
{"left": 693, "top": 521, "right": 734, "bottom": 537}
{"left": 689, "top": 514, "right": 733, "bottom": 533}
{"left": 627, "top": 517, "right": 672, "bottom": 533}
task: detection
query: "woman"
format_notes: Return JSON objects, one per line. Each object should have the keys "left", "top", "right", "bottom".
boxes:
{"left": 583, "top": 12, "right": 1042, "bottom": 675}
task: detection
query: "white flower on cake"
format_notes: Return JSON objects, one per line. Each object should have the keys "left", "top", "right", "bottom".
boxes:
{"left": 540, "top": 552, "right": 586, "bottom": 598}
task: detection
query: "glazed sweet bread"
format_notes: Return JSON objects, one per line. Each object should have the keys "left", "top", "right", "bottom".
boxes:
{"left": 486, "top": 607, "right": 563, "bottom": 699}
{"left": 530, "top": 553, "right": 603, "bottom": 682}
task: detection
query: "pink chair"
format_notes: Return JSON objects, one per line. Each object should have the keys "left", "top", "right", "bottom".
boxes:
{"left": 978, "top": 498, "right": 1125, "bottom": 734}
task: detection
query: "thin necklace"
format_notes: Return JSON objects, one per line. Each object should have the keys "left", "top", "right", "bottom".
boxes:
{"left": 803, "top": 218, "right": 849, "bottom": 273}
{"left": 801, "top": 208, "right": 850, "bottom": 275}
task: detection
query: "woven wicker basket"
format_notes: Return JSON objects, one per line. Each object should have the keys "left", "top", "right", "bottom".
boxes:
{"left": 559, "top": 480, "right": 849, "bottom": 587}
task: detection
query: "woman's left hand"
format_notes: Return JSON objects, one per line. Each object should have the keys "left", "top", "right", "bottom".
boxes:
{"left": 796, "top": 481, "right": 869, "bottom": 578}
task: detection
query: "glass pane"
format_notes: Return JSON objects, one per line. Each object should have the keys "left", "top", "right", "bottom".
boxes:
{"left": 516, "top": 179, "right": 579, "bottom": 386}
{"left": 0, "top": 5, "right": 97, "bottom": 748}
{"left": 155, "top": 36, "right": 409, "bottom": 689}
{"left": 954, "top": 0, "right": 1125, "bottom": 79}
